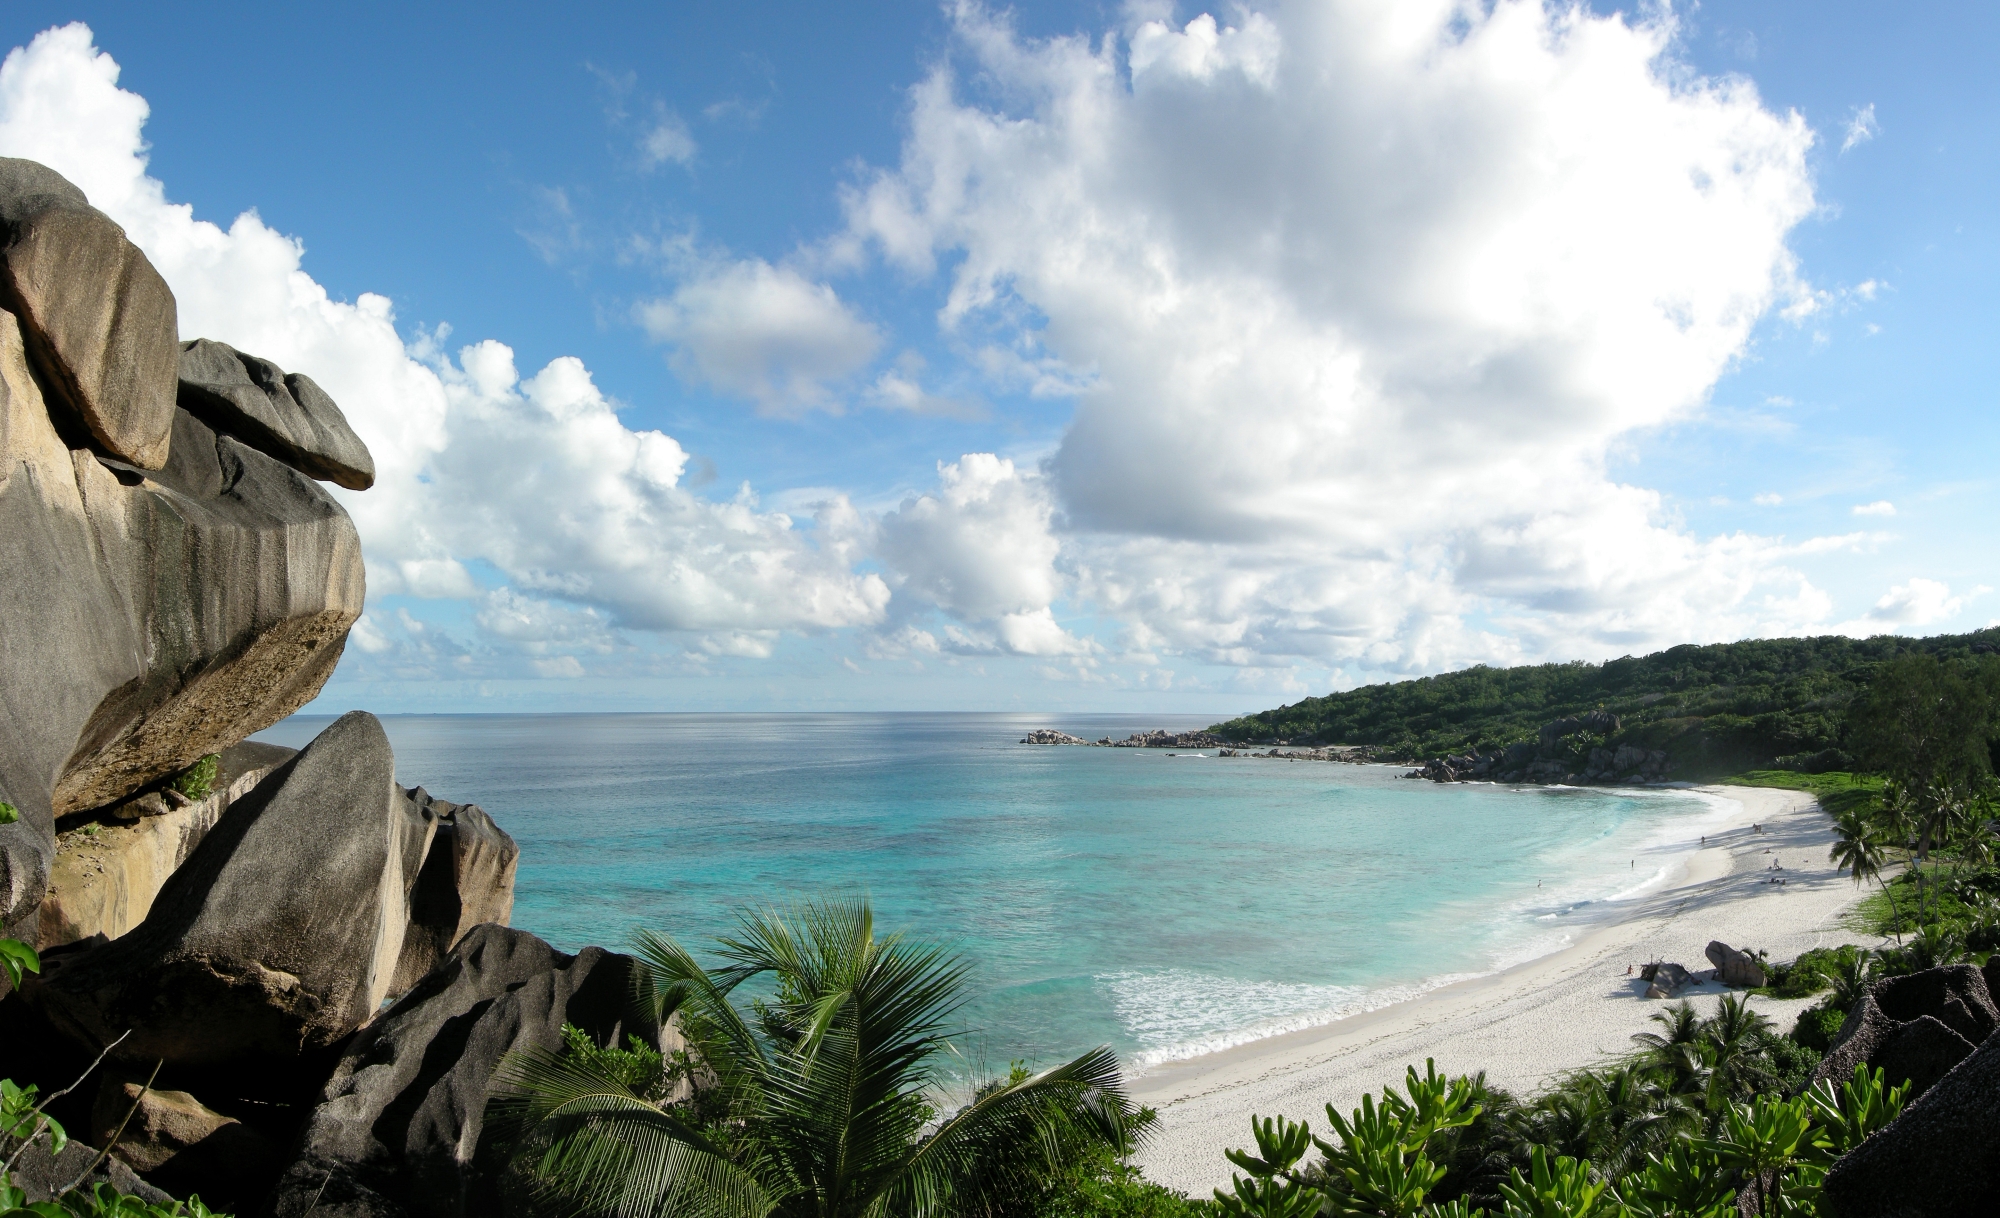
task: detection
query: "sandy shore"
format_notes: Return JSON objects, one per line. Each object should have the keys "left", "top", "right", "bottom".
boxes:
{"left": 1128, "top": 784, "right": 1878, "bottom": 1194}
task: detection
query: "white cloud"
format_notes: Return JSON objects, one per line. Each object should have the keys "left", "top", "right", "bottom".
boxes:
{"left": 1841, "top": 103, "right": 1878, "bottom": 153}
{"left": 640, "top": 109, "right": 697, "bottom": 168}
{"left": 0, "top": 24, "right": 888, "bottom": 679}
{"left": 1865, "top": 578, "right": 1965, "bottom": 627}
{"left": 1753, "top": 493, "right": 1784, "bottom": 506}
{"left": 840, "top": 2, "right": 1830, "bottom": 669}
{"left": 1852, "top": 500, "right": 1896, "bottom": 517}
{"left": 636, "top": 258, "right": 881, "bottom": 415}
{"left": 878, "top": 455, "right": 1058, "bottom": 621}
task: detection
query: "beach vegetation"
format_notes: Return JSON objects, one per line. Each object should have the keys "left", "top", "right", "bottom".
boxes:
{"left": 1211, "top": 1055, "right": 1906, "bottom": 1218}
{"left": 1754, "top": 945, "right": 1865, "bottom": 1000}
{"left": 491, "top": 896, "right": 1140, "bottom": 1218}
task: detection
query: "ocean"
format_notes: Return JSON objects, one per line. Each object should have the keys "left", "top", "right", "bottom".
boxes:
{"left": 253, "top": 712, "right": 1738, "bottom": 1077}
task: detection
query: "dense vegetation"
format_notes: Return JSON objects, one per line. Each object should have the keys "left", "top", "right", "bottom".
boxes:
{"left": 1209, "top": 628, "right": 2000, "bottom": 777}
{"left": 493, "top": 897, "right": 1137, "bottom": 1218}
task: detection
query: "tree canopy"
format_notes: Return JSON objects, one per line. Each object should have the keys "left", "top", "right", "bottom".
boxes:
{"left": 1209, "top": 629, "right": 2000, "bottom": 776}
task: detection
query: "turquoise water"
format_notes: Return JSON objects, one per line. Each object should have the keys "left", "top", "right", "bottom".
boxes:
{"left": 255, "top": 712, "right": 1736, "bottom": 1074}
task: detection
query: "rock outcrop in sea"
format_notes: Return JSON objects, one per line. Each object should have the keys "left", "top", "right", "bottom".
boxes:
{"left": 1020, "top": 728, "right": 1228, "bottom": 748}
{"left": 0, "top": 158, "right": 648, "bottom": 1214}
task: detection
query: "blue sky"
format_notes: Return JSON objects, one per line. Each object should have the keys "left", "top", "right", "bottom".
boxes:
{"left": 2, "top": 2, "right": 1994, "bottom": 715}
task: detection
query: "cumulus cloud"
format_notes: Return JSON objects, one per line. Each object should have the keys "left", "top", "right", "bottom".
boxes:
{"left": 873, "top": 454, "right": 1095, "bottom": 655}
{"left": 1864, "top": 578, "right": 1967, "bottom": 627}
{"left": 636, "top": 258, "right": 881, "bottom": 414}
{"left": 840, "top": 0, "right": 1840, "bottom": 670}
{"left": 0, "top": 23, "right": 886, "bottom": 678}
{"left": 1852, "top": 500, "right": 1896, "bottom": 517}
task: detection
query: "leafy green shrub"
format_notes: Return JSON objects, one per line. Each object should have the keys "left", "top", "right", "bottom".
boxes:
{"left": 1762, "top": 945, "right": 1864, "bottom": 999}
{"left": 555, "top": 1023, "right": 674, "bottom": 1103}
{"left": 168, "top": 755, "right": 219, "bottom": 801}
{"left": 1, "top": 1178, "right": 228, "bottom": 1215}
{"left": 0, "top": 940, "right": 38, "bottom": 990}
{"left": 0, "top": 802, "right": 16, "bottom": 825}
{"left": 1791, "top": 1004, "right": 1848, "bottom": 1053}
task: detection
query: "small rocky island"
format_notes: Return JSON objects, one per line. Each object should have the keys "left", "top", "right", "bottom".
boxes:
{"left": 0, "top": 158, "right": 653, "bottom": 1216}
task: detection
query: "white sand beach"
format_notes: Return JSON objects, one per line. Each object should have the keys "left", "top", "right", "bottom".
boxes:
{"left": 1129, "top": 785, "right": 1878, "bottom": 1195}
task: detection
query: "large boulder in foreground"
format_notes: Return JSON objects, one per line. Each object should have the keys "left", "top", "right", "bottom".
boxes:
{"left": 270, "top": 925, "right": 657, "bottom": 1218}
{"left": 0, "top": 158, "right": 178, "bottom": 470}
{"left": 388, "top": 786, "right": 519, "bottom": 995}
{"left": 1820, "top": 1026, "right": 2000, "bottom": 1217}
{"left": 0, "top": 299, "right": 363, "bottom": 931}
{"left": 179, "top": 338, "right": 375, "bottom": 490}
{"left": 25, "top": 712, "right": 435, "bottom": 1093}
{"left": 37, "top": 741, "right": 296, "bottom": 948}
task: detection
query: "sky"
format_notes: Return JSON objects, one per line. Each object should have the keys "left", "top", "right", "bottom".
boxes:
{"left": 1, "top": 1, "right": 1995, "bottom": 715}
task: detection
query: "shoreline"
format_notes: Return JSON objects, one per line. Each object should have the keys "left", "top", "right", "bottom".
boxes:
{"left": 1127, "top": 784, "right": 1875, "bottom": 1194}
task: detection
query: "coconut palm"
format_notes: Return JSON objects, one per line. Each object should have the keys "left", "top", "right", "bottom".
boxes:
{"left": 1827, "top": 809, "right": 1901, "bottom": 942}
{"left": 1698, "top": 997, "right": 1777, "bottom": 1110}
{"left": 493, "top": 897, "right": 1134, "bottom": 1218}
{"left": 1812, "top": 950, "right": 1876, "bottom": 1013}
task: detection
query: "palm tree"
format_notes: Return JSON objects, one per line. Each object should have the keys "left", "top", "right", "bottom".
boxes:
{"left": 493, "top": 897, "right": 1135, "bottom": 1218}
{"left": 1813, "top": 949, "right": 1876, "bottom": 1013}
{"left": 1827, "top": 809, "right": 1901, "bottom": 943}
{"left": 1698, "top": 996, "right": 1777, "bottom": 1110}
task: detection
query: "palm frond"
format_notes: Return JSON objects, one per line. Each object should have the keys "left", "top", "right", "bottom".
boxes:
{"left": 492, "top": 1044, "right": 773, "bottom": 1218}
{"left": 866, "top": 1045, "right": 1132, "bottom": 1218}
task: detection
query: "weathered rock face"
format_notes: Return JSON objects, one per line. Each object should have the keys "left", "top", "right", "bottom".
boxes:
{"left": 178, "top": 339, "right": 375, "bottom": 490}
{"left": 388, "top": 786, "right": 519, "bottom": 995}
{"left": 38, "top": 742, "right": 296, "bottom": 947}
{"left": 1820, "top": 1024, "right": 2000, "bottom": 1218}
{"left": 1704, "top": 941, "right": 1768, "bottom": 988}
{"left": 1641, "top": 961, "right": 1694, "bottom": 1000}
{"left": 25, "top": 712, "right": 435, "bottom": 1089}
{"left": 0, "top": 159, "right": 179, "bottom": 471}
{"left": 7, "top": 1135, "right": 175, "bottom": 1207}
{"left": 0, "top": 302, "right": 364, "bottom": 931}
{"left": 270, "top": 925, "right": 657, "bottom": 1218}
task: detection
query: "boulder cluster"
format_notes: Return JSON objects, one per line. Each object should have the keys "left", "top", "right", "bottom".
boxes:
{"left": 1404, "top": 712, "right": 1674, "bottom": 786}
{"left": 0, "top": 159, "right": 653, "bottom": 1216}
{"left": 1020, "top": 728, "right": 1228, "bottom": 748}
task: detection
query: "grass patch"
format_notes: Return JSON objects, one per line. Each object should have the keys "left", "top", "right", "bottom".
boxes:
{"left": 1721, "top": 769, "right": 1885, "bottom": 819}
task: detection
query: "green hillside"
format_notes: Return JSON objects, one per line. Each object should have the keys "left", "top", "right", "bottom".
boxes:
{"left": 1209, "top": 628, "right": 2000, "bottom": 778}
